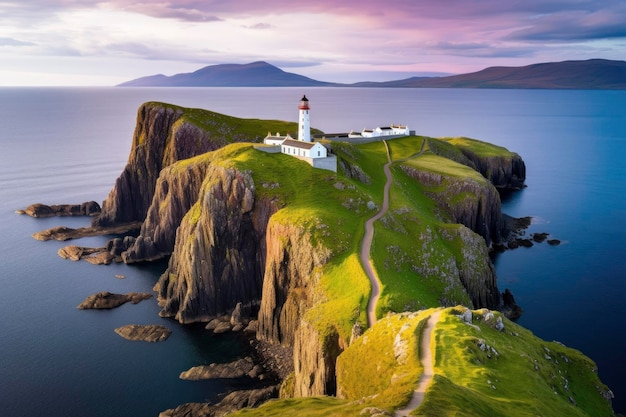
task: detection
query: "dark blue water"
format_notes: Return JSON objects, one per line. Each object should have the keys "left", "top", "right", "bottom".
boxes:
{"left": 0, "top": 87, "right": 624, "bottom": 415}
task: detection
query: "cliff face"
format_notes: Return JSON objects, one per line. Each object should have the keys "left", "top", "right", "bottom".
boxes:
{"left": 122, "top": 159, "right": 211, "bottom": 263}
{"left": 399, "top": 166, "right": 502, "bottom": 309}
{"left": 93, "top": 103, "right": 220, "bottom": 227}
{"left": 255, "top": 219, "right": 336, "bottom": 396}
{"left": 401, "top": 166, "right": 504, "bottom": 247}
{"left": 460, "top": 150, "right": 526, "bottom": 190}
{"left": 154, "top": 166, "right": 277, "bottom": 323}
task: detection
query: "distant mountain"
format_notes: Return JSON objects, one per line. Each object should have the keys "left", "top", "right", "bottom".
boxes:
{"left": 118, "top": 61, "right": 334, "bottom": 87}
{"left": 357, "top": 59, "right": 626, "bottom": 89}
{"left": 119, "top": 59, "right": 626, "bottom": 89}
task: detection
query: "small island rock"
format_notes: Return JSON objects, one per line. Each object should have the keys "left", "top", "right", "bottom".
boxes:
{"left": 179, "top": 357, "right": 255, "bottom": 380}
{"left": 77, "top": 291, "right": 152, "bottom": 309}
{"left": 114, "top": 324, "right": 171, "bottom": 342}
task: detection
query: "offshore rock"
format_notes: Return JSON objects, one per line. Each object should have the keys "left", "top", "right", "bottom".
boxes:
{"left": 179, "top": 357, "right": 255, "bottom": 380}
{"left": 77, "top": 291, "right": 153, "bottom": 309}
{"left": 158, "top": 385, "right": 279, "bottom": 417}
{"left": 154, "top": 166, "right": 277, "bottom": 323}
{"left": 19, "top": 201, "right": 101, "bottom": 218}
{"left": 114, "top": 324, "right": 171, "bottom": 342}
{"left": 32, "top": 222, "right": 141, "bottom": 242}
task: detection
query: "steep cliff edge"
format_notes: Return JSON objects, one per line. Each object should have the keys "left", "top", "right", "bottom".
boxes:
{"left": 154, "top": 160, "right": 276, "bottom": 323}
{"left": 122, "top": 154, "right": 212, "bottom": 263}
{"left": 441, "top": 137, "right": 526, "bottom": 190}
{"left": 93, "top": 102, "right": 296, "bottom": 228}
{"left": 94, "top": 103, "right": 208, "bottom": 227}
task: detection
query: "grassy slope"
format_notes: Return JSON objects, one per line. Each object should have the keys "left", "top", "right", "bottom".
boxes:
{"left": 420, "top": 308, "right": 613, "bottom": 417}
{"left": 162, "top": 105, "right": 612, "bottom": 416}
{"left": 151, "top": 101, "right": 323, "bottom": 143}
{"left": 234, "top": 308, "right": 613, "bottom": 417}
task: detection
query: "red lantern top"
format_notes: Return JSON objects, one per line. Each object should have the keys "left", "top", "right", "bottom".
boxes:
{"left": 298, "top": 95, "right": 310, "bottom": 110}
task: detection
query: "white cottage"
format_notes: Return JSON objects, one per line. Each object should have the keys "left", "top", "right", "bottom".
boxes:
{"left": 264, "top": 132, "right": 294, "bottom": 146}
{"left": 281, "top": 138, "right": 327, "bottom": 159}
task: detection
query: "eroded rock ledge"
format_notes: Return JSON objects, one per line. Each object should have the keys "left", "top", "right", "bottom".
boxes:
{"left": 158, "top": 385, "right": 279, "bottom": 417}
{"left": 77, "top": 291, "right": 153, "bottom": 309}
{"left": 17, "top": 201, "right": 101, "bottom": 218}
{"left": 114, "top": 324, "right": 171, "bottom": 342}
{"left": 33, "top": 222, "right": 141, "bottom": 241}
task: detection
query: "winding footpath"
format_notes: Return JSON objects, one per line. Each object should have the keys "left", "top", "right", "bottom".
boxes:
{"left": 360, "top": 140, "right": 393, "bottom": 327}
{"left": 359, "top": 137, "right": 438, "bottom": 415}
{"left": 394, "top": 310, "right": 441, "bottom": 416}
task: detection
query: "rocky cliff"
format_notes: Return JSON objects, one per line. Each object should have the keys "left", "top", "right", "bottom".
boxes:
{"left": 154, "top": 165, "right": 277, "bottom": 323}
{"left": 401, "top": 165, "right": 504, "bottom": 248}
{"left": 122, "top": 156, "right": 212, "bottom": 263}
{"left": 93, "top": 102, "right": 238, "bottom": 228}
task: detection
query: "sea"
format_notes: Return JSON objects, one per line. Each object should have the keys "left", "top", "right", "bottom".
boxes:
{"left": 0, "top": 87, "right": 624, "bottom": 416}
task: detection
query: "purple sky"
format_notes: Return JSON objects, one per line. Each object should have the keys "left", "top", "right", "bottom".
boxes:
{"left": 1, "top": 0, "right": 625, "bottom": 85}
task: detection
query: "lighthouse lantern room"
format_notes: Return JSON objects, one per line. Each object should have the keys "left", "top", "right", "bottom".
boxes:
{"left": 298, "top": 95, "right": 311, "bottom": 142}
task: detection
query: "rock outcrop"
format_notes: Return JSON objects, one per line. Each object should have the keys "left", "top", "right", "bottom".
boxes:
{"left": 18, "top": 201, "right": 101, "bottom": 217}
{"left": 122, "top": 156, "right": 212, "bottom": 263}
{"left": 114, "top": 324, "right": 171, "bottom": 342}
{"left": 179, "top": 357, "right": 256, "bottom": 380}
{"left": 77, "top": 291, "right": 153, "bottom": 309}
{"left": 459, "top": 149, "right": 526, "bottom": 190}
{"left": 158, "top": 385, "right": 279, "bottom": 417}
{"left": 401, "top": 166, "right": 504, "bottom": 248}
{"left": 32, "top": 222, "right": 141, "bottom": 242}
{"left": 154, "top": 166, "right": 277, "bottom": 323}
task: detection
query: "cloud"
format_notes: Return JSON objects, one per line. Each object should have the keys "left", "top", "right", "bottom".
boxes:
{"left": 506, "top": 11, "right": 626, "bottom": 42}
{"left": 245, "top": 22, "right": 272, "bottom": 30}
{"left": 0, "top": 37, "right": 35, "bottom": 47}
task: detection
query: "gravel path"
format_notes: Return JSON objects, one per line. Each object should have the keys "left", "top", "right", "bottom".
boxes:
{"left": 360, "top": 141, "right": 392, "bottom": 327}
{"left": 394, "top": 310, "right": 442, "bottom": 416}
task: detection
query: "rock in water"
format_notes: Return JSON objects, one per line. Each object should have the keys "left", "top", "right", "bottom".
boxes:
{"left": 114, "top": 324, "right": 171, "bottom": 342}
{"left": 21, "top": 201, "right": 101, "bottom": 218}
{"left": 179, "top": 357, "right": 255, "bottom": 380}
{"left": 77, "top": 291, "right": 153, "bottom": 309}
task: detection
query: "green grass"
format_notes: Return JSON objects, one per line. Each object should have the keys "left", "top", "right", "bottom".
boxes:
{"left": 145, "top": 101, "right": 323, "bottom": 144}
{"left": 442, "top": 136, "right": 516, "bottom": 158}
{"left": 417, "top": 308, "right": 614, "bottom": 417}
{"left": 337, "top": 310, "right": 432, "bottom": 409}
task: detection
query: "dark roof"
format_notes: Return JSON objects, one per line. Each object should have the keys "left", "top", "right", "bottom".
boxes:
{"left": 282, "top": 139, "right": 315, "bottom": 150}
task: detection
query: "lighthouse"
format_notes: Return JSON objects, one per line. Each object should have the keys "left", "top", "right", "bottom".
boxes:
{"left": 298, "top": 95, "right": 311, "bottom": 142}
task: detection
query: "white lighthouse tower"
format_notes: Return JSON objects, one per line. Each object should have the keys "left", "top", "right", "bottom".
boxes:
{"left": 298, "top": 95, "right": 311, "bottom": 142}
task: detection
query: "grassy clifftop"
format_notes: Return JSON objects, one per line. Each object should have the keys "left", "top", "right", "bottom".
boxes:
{"left": 232, "top": 308, "right": 613, "bottom": 416}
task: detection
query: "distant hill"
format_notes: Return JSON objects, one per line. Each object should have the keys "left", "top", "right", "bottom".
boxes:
{"left": 353, "top": 59, "right": 626, "bottom": 89}
{"left": 118, "top": 61, "right": 334, "bottom": 87}
{"left": 119, "top": 59, "right": 626, "bottom": 89}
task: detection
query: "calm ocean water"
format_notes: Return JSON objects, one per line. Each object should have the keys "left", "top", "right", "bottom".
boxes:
{"left": 0, "top": 87, "right": 624, "bottom": 415}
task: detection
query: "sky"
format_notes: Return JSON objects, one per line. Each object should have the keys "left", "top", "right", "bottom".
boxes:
{"left": 1, "top": 0, "right": 625, "bottom": 86}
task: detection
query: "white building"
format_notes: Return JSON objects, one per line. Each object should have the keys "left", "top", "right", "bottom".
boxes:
{"left": 349, "top": 124, "right": 410, "bottom": 138}
{"left": 281, "top": 138, "right": 327, "bottom": 158}
{"left": 264, "top": 132, "right": 294, "bottom": 146}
